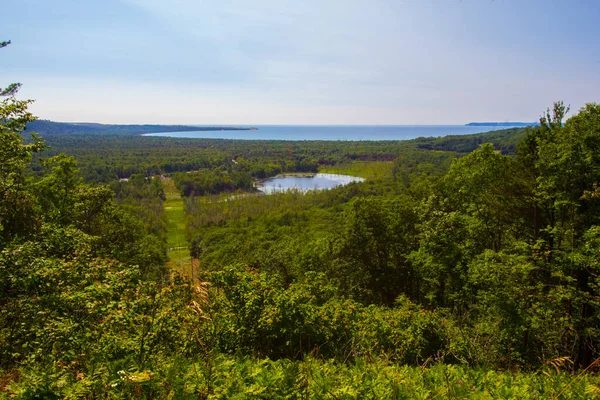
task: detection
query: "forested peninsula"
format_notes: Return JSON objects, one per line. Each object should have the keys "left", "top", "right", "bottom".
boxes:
{"left": 465, "top": 122, "right": 538, "bottom": 127}
{"left": 25, "top": 120, "right": 253, "bottom": 136}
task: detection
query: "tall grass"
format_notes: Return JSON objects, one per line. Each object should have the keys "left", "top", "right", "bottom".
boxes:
{"left": 319, "top": 161, "right": 393, "bottom": 181}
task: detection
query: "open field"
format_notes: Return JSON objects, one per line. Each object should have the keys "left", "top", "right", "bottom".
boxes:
{"left": 319, "top": 161, "right": 393, "bottom": 180}
{"left": 163, "top": 177, "right": 193, "bottom": 276}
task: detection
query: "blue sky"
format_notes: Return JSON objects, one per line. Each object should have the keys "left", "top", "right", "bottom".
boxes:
{"left": 3, "top": 0, "right": 599, "bottom": 124}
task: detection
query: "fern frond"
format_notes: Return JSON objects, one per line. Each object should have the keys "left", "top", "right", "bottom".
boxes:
{"left": 538, "top": 356, "right": 573, "bottom": 375}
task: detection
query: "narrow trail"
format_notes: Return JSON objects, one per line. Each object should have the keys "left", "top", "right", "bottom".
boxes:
{"left": 162, "top": 177, "right": 195, "bottom": 279}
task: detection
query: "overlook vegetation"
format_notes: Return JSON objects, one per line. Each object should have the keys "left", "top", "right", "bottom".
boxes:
{"left": 2, "top": 57, "right": 600, "bottom": 396}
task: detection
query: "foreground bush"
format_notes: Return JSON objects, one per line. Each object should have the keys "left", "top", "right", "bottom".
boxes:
{"left": 3, "top": 355, "right": 598, "bottom": 399}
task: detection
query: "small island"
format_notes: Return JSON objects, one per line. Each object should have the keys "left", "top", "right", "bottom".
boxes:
{"left": 465, "top": 122, "right": 538, "bottom": 127}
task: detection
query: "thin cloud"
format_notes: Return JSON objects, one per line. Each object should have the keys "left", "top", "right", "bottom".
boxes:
{"left": 4, "top": 0, "right": 600, "bottom": 123}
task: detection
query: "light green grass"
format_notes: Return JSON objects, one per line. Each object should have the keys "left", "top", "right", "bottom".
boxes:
{"left": 165, "top": 198, "right": 186, "bottom": 248}
{"left": 162, "top": 178, "right": 192, "bottom": 275}
{"left": 319, "top": 161, "right": 393, "bottom": 180}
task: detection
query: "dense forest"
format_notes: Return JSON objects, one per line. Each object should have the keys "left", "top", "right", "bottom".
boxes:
{"left": 3, "top": 52, "right": 600, "bottom": 397}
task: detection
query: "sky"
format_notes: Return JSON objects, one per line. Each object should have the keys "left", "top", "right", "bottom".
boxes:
{"left": 3, "top": 0, "right": 600, "bottom": 125}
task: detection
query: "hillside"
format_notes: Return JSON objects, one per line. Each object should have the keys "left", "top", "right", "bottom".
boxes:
{"left": 3, "top": 100, "right": 600, "bottom": 398}
{"left": 412, "top": 126, "right": 528, "bottom": 154}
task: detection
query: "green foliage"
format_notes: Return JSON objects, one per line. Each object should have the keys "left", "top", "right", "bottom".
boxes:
{"left": 415, "top": 127, "right": 529, "bottom": 154}
{"left": 4, "top": 355, "right": 598, "bottom": 399}
{"left": 172, "top": 168, "right": 254, "bottom": 197}
{"left": 334, "top": 196, "right": 419, "bottom": 304}
{"left": 0, "top": 226, "right": 208, "bottom": 368}
{"left": 183, "top": 102, "right": 600, "bottom": 372}
{"left": 37, "top": 132, "right": 452, "bottom": 184}
{"left": 4, "top": 94, "right": 600, "bottom": 398}
{"left": 0, "top": 97, "right": 45, "bottom": 246}
{"left": 210, "top": 265, "right": 453, "bottom": 365}
{"left": 112, "top": 175, "right": 168, "bottom": 242}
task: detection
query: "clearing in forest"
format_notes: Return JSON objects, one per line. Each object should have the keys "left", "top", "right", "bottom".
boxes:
{"left": 162, "top": 177, "right": 194, "bottom": 277}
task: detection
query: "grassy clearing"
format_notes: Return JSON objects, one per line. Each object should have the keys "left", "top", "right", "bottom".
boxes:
{"left": 319, "top": 161, "right": 393, "bottom": 180}
{"left": 162, "top": 177, "right": 192, "bottom": 276}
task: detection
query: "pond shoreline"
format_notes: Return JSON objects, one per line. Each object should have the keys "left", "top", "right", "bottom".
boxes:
{"left": 254, "top": 173, "right": 364, "bottom": 195}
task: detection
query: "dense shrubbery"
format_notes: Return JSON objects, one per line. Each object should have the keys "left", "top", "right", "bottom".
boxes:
{"left": 111, "top": 174, "right": 168, "bottom": 243}
{"left": 7, "top": 355, "right": 600, "bottom": 399}
{"left": 0, "top": 94, "right": 196, "bottom": 397}
{"left": 0, "top": 228, "right": 204, "bottom": 368}
{"left": 211, "top": 265, "right": 449, "bottom": 364}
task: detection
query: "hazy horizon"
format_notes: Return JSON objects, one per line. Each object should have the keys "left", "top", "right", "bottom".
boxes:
{"left": 4, "top": 0, "right": 600, "bottom": 124}
{"left": 39, "top": 121, "right": 538, "bottom": 127}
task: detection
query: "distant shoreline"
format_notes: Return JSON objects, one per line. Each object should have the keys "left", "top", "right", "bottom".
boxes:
{"left": 465, "top": 122, "right": 538, "bottom": 127}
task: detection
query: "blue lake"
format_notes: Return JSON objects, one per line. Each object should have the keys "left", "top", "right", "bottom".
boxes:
{"left": 256, "top": 173, "right": 365, "bottom": 194}
{"left": 142, "top": 125, "right": 526, "bottom": 141}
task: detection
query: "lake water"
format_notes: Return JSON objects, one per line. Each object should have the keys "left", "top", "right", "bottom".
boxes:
{"left": 143, "top": 125, "right": 525, "bottom": 141}
{"left": 256, "top": 173, "right": 365, "bottom": 194}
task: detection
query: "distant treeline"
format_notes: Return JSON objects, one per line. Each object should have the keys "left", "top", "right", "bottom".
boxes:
{"left": 33, "top": 126, "right": 528, "bottom": 183}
